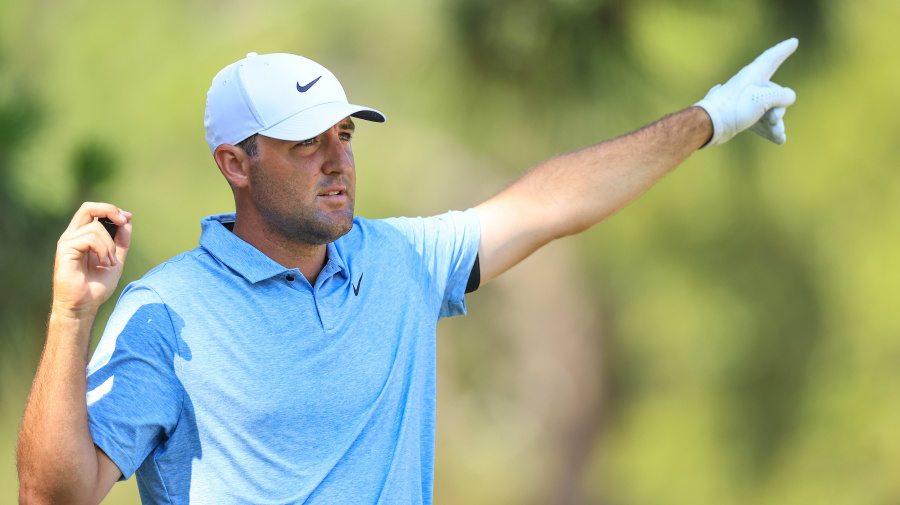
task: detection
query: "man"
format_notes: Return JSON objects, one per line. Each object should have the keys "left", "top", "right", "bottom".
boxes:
{"left": 17, "top": 39, "right": 798, "bottom": 504}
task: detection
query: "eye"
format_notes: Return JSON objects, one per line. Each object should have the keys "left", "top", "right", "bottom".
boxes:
{"left": 339, "top": 132, "right": 353, "bottom": 142}
{"left": 296, "top": 138, "right": 316, "bottom": 148}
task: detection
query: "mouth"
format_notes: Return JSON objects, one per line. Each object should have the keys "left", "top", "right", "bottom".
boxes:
{"left": 317, "top": 187, "right": 349, "bottom": 206}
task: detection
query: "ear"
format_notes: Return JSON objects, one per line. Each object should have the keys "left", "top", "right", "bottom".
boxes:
{"left": 214, "top": 144, "right": 251, "bottom": 188}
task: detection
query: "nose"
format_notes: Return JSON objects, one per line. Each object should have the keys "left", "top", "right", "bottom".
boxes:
{"left": 321, "top": 130, "right": 354, "bottom": 175}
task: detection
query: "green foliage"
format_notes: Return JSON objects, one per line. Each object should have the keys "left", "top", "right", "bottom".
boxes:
{"left": 448, "top": 0, "right": 637, "bottom": 96}
{"left": 446, "top": 0, "right": 828, "bottom": 100}
{"left": 72, "top": 140, "right": 117, "bottom": 199}
{"left": 0, "top": 64, "right": 53, "bottom": 366}
{"left": 0, "top": 55, "right": 119, "bottom": 379}
{"left": 0, "top": 92, "right": 41, "bottom": 170}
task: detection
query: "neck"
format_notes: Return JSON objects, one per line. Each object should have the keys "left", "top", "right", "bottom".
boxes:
{"left": 231, "top": 212, "right": 328, "bottom": 284}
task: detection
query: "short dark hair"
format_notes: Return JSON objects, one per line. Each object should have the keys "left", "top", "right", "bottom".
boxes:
{"left": 236, "top": 134, "right": 259, "bottom": 159}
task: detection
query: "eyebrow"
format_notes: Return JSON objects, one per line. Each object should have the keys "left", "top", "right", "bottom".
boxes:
{"left": 338, "top": 119, "right": 356, "bottom": 132}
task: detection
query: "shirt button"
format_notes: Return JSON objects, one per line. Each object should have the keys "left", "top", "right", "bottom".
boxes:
{"left": 286, "top": 275, "right": 295, "bottom": 282}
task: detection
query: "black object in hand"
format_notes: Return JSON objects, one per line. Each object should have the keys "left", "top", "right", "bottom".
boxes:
{"left": 99, "top": 217, "right": 118, "bottom": 239}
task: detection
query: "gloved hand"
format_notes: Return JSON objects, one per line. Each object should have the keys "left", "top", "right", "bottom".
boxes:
{"left": 695, "top": 38, "right": 798, "bottom": 147}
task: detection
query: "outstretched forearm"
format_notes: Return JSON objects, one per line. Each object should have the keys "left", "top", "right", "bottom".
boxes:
{"left": 527, "top": 106, "right": 710, "bottom": 237}
{"left": 474, "top": 38, "right": 799, "bottom": 285}
{"left": 475, "top": 107, "right": 711, "bottom": 283}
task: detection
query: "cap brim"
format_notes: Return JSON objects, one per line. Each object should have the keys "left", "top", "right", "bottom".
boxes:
{"left": 258, "top": 102, "right": 385, "bottom": 142}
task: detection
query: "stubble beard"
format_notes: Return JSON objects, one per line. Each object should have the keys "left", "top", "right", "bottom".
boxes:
{"left": 267, "top": 204, "right": 354, "bottom": 246}
{"left": 250, "top": 170, "right": 355, "bottom": 246}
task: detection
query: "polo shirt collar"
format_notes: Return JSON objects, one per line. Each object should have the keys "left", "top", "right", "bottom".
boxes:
{"left": 198, "top": 213, "right": 349, "bottom": 284}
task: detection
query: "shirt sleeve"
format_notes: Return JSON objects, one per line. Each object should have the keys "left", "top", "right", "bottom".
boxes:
{"left": 86, "top": 284, "right": 185, "bottom": 480}
{"left": 381, "top": 208, "right": 481, "bottom": 319}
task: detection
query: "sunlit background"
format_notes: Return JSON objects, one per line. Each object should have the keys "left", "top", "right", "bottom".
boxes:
{"left": 2, "top": 0, "right": 899, "bottom": 503}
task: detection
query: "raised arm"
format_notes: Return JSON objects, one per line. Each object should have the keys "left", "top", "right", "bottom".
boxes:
{"left": 17, "top": 202, "right": 132, "bottom": 505}
{"left": 475, "top": 38, "right": 798, "bottom": 284}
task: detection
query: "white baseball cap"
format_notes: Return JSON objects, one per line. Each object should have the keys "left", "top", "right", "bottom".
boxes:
{"left": 204, "top": 52, "right": 386, "bottom": 154}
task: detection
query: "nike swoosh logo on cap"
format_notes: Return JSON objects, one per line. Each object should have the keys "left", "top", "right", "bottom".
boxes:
{"left": 296, "top": 76, "right": 322, "bottom": 93}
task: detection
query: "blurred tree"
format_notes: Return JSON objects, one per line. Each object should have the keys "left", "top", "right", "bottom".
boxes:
{"left": 659, "top": 147, "right": 824, "bottom": 478}
{"left": 0, "top": 53, "right": 118, "bottom": 384}
{"left": 0, "top": 66, "right": 52, "bottom": 370}
{"left": 448, "top": 0, "right": 826, "bottom": 99}
{"left": 73, "top": 140, "right": 118, "bottom": 202}
{"left": 762, "top": 0, "right": 827, "bottom": 48}
{"left": 449, "top": 0, "right": 637, "bottom": 98}
{"left": 443, "top": 0, "right": 830, "bottom": 502}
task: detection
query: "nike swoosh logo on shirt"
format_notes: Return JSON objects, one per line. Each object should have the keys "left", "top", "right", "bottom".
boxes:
{"left": 352, "top": 273, "right": 363, "bottom": 296}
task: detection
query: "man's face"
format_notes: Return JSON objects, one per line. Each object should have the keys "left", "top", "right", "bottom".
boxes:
{"left": 247, "top": 117, "right": 357, "bottom": 245}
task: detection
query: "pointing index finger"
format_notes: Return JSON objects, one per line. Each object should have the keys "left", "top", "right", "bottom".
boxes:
{"left": 752, "top": 37, "right": 799, "bottom": 82}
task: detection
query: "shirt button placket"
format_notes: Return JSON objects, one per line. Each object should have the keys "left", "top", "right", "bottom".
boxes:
{"left": 313, "top": 286, "right": 331, "bottom": 333}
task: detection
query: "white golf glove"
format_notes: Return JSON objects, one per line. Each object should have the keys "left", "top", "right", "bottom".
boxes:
{"left": 695, "top": 38, "right": 798, "bottom": 147}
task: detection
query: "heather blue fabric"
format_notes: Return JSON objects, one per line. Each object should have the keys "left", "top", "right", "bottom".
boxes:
{"left": 85, "top": 209, "right": 480, "bottom": 505}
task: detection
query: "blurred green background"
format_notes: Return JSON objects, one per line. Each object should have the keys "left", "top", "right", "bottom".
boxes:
{"left": 2, "top": 0, "right": 899, "bottom": 503}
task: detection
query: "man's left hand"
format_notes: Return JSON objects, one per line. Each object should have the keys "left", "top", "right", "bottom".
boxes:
{"left": 695, "top": 37, "right": 798, "bottom": 147}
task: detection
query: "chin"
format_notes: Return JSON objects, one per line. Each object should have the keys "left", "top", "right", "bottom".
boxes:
{"left": 329, "top": 218, "right": 354, "bottom": 241}
{"left": 301, "top": 212, "right": 354, "bottom": 245}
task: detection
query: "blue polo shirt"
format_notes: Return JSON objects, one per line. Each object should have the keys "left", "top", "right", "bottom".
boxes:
{"left": 85, "top": 210, "right": 480, "bottom": 505}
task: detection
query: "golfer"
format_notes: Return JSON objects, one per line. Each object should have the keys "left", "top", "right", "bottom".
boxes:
{"left": 17, "top": 39, "right": 798, "bottom": 504}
